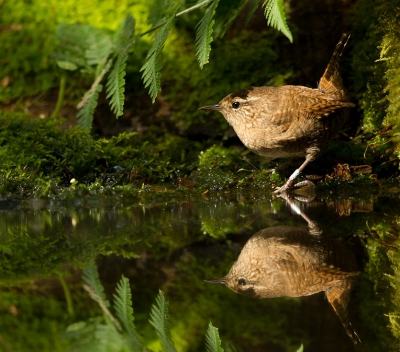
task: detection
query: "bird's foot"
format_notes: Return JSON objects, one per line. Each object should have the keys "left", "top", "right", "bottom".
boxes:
{"left": 273, "top": 181, "right": 293, "bottom": 194}
{"left": 273, "top": 168, "right": 301, "bottom": 194}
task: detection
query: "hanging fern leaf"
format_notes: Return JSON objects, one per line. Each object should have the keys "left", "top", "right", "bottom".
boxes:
{"left": 245, "top": 0, "right": 262, "bottom": 26}
{"left": 140, "top": 8, "right": 178, "bottom": 103}
{"left": 205, "top": 322, "right": 224, "bottom": 352}
{"left": 195, "top": 0, "right": 220, "bottom": 69}
{"left": 106, "top": 14, "right": 136, "bottom": 118}
{"left": 149, "top": 290, "right": 177, "bottom": 352}
{"left": 76, "top": 84, "right": 102, "bottom": 129}
{"left": 263, "top": 0, "right": 292, "bottom": 42}
{"left": 82, "top": 266, "right": 110, "bottom": 307}
{"left": 106, "top": 55, "right": 127, "bottom": 117}
{"left": 76, "top": 59, "right": 112, "bottom": 128}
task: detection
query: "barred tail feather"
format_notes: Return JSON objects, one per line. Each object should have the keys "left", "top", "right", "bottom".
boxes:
{"left": 318, "top": 33, "right": 350, "bottom": 101}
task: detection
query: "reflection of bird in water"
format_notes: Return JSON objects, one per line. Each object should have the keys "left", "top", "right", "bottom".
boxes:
{"left": 206, "top": 225, "right": 361, "bottom": 344}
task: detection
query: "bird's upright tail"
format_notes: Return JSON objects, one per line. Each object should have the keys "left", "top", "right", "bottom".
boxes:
{"left": 318, "top": 33, "right": 351, "bottom": 101}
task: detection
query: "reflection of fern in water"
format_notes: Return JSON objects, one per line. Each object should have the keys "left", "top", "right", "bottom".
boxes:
{"left": 65, "top": 266, "right": 225, "bottom": 352}
{"left": 54, "top": 0, "right": 292, "bottom": 129}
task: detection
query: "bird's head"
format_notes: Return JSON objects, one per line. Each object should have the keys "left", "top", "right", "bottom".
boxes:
{"left": 199, "top": 87, "right": 259, "bottom": 126}
{"left": 205, "top": 263, "right": 262, "bottom": 299}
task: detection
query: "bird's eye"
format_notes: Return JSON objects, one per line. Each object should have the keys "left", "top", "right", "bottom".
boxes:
{"left": 232, "top": 102, "right": 241, "bottom": 109}
{"left": 238, "top": 278, "right": 246, "bottom": 286}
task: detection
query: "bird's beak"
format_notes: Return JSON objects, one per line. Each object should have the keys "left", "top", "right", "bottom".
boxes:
{"left": 198, "top": 104, "right": 221, "bottom": 111}
{"left": 204, "top": 277, "right": 227, "bottom": 285}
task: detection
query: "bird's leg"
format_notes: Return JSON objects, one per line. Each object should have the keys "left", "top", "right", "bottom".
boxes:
{"left": 274, "top": 147, "right": 320, "bottom": 194}
{"left": 273, "top": 157, "right": 312, "bottom": 193}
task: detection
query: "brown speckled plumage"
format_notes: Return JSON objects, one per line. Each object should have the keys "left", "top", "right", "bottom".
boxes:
{"left": 199, "top": 34, "right": 355, "bottom": 193}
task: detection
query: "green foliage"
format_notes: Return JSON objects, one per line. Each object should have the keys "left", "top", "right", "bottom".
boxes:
{"left": 0, "top": 111, "right": 205, "bottom": 197}
{"left": 54, "top": 14, "right": 137, "bottom": 126}
{"left": 195, "top": 0, "right": 220, "bottom": 69}
{"left": 263, "top": 0, "right": 293, "bottom": 42}
{"left": 77, "top": 83, "right": 104, "bottom": 128}
{"left": 113, "top": 276, "right": 136, "bottom": 335}
{"left": 350, "top": 0, "right": 400, "bottom": 172}
{"left": 205, "top": 322, "right": 224, "bottom": 352}
{"left": 106, "top": 14, "right": 137, "bottom": 117}
{"left": 53, "top": 23, "right": 113, "bottom": 73}
{"left": 141, "top": 8, "right": 178, "bottom": 102}
{"left": 82, "top": 266, "right": 110, "bottom": 308}
{"left": 67, "top": 267, "right": 237, "bottom": 351}
{"left": 149, "top": 290, "right": 177, "bottom": 352}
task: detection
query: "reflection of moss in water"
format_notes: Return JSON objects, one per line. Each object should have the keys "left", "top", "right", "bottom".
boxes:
{"left": 0, "top": 194, "right": 400, "bottom": 350}
{"left": 359, "top": 214, "right": 400, "bottom": 350}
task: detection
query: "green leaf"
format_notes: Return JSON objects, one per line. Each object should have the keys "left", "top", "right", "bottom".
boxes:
{"left": 56, "top": 60, "right": 78, "bottom": 71}
{"left": 93, "top": 324, "right": 125, "bottom": 352}
{"left": 149, "top": 290, "right": 177, "bottom": 352}
{"left": 113, "top": 276, "right": 136, "bottom": 334}
{"left": 205, "top": 322, "right": 224, "bottom": 352}
{"left": 76, "top": 83, "right": 102, "bottom": 129}
{"left": 82, "top": 266, "right": 110, "bottom": 307}
{"left": 195, "top": 0, "right": 220, "bottom": 69}
{"left": 140, "top": 8, "right": 178, "bottom": 103}
{"left": 295, "top": 344, "right": 304, "bottom": 352}
{"left": 263, "top": 0, "right": 293, "bottom": 42}
{"left": 106, "top": 55, "right": 127, "bottom": 117}
{"left": 54, "top": 23, "right": 113, "bottom": 72}
{"left": 106, "top": 14, "right": 136, "bottom": 118}
{"left": 113, "top": 275, "right": 146, "bottom": 351}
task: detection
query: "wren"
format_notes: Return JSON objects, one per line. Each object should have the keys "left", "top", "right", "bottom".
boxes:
{"left": 206, "top": 225, "right": 361, "bottom": 344}
{"left": 199, "top": 34, "right": 355, "bottom": 193}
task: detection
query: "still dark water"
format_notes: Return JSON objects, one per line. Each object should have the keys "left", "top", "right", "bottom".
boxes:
{"left": 0, "top": 187, "right": 399, "bottom": 351}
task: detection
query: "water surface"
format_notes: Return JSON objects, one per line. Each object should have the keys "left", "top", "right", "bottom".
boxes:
{"left": 0, "top": 188, "right": 399, "bottom": 351}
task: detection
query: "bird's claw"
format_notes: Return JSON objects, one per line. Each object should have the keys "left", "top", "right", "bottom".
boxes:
{"left": 273, "top": 180, "right": 294, "bottom": 194}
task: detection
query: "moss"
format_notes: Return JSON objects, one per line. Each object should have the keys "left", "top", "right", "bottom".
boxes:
{"left": 351, "top": 0, "right": 400, "bottom": 172}
{"left": 0, "top": 111, "right": 206, "bottom": 197}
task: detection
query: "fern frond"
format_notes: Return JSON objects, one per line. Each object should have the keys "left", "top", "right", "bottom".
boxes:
{"left": 76, "top": 59, "right": 112, "bottom": 128}
{"left": 195, "top": 0, "right": 220, "bottom": 69}
{"left": 263, "top": 0, "right": 292, "bottom": 42}
{"left": 106, "top": 14, "right": 136, "bottom": 118}
{"left": 93, "top": 324, "right": 125, "bottom": 352}
{"left": 140, "top": 8, "right": 177, "bottom": 103}
{"left": 85, "top": 34, "right": 113, "bottom": 68}
{"left": 54, "top": 23, "right": 113, "bottom": 71}
{"left": 245, "top": 0, "right": 262, "bottom": 26}
{"left": 205, "top": 322, "right": 224, "bottom": 352}
{"left": 76, "top": 83, "right": 102, "bottom": 129}
{"left": 106, "top": 55, "right": 127, "bottom": 117}
{"left": 82, "top": 266, "right": 110, "bottom": 307}
{"left": 149, "top": 290, "right": 177, "bottom": 352}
